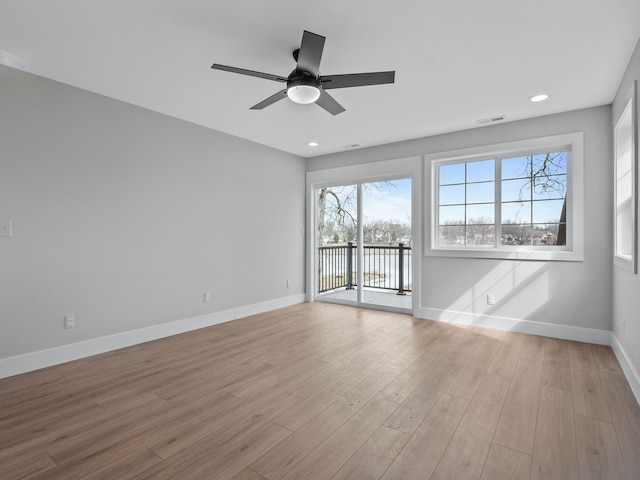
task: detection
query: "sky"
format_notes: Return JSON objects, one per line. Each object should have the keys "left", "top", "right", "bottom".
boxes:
{"left": 362, "top": 178, "right": 412, "bottom": 223}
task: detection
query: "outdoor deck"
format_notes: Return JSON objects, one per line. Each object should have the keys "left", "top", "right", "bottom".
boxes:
{"left": 318, "top": 287, "right": 412, "bottom": 311}
{"left": 317, "top": 242, "right": 413, "bottom": 312}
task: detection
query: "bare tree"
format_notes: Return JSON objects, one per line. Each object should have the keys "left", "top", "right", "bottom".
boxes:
{"left": 362, "top": 219, "right": 410, "bottom": 245}
{"left": 440, "top": 220, "right": 465, "bottom": 246}
{"left": 317, "top": 186, "right": 357, "bottom": 243}
{"left": 467, "top": 217, "right": 494, "bottom": 245}
{"left": 502, "top": 220, "right": 531, "bottom": 245}
{"left": 317, "top": 182, "right": 400, "bottom": 244}
{"left": 512, "top": 152, "right": 567, "bottom": 246}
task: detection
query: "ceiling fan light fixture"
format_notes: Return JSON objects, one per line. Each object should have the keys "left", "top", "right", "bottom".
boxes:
{"left": 287, "top": 84, "right": 320, "bottom": 104}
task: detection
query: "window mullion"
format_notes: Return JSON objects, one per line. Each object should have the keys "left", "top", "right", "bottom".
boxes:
{"left": 433, "top": 163, "right": 439, "bottom": 248}
{"left": 529, "top": 155, "right": 534, "bottom": 244}
{"left": 495, "top": 157, "right": 501, "bottom": 248}
{"left": 464, "top": 162, "right": 468, "bottom": 246}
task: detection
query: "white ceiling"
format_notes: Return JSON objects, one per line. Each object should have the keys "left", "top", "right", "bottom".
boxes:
{"left": 1, "top": 1, "right": 639, "bottom": 158}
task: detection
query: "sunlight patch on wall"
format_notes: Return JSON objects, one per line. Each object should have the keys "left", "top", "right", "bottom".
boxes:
{"left": 446, "top": 261, "right": 549, "bottom": 320}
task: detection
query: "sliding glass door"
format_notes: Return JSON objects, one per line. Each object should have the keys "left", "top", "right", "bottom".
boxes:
{"left": 314, "top": 177, "right": 413, "bottom": 312}
{"left": 361, "top": 179, "right": 412, "bottom": 309}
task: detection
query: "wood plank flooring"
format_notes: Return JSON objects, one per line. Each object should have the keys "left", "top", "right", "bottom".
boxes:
{"left": 1, "top": 302, "right": 639, "bottom": 480}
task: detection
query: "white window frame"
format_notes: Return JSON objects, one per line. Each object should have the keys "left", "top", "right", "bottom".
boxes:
{"left": 425, "top": 132, "right": 584, "bottom": 261}
{"left": 613, "top": 81, "right": 638, "bottom": 273}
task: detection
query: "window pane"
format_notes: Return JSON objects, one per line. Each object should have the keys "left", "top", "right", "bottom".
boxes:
{"left": 501, "top": 224, "right": 532, "bottom": 245}
{"left": 439, "top": 225, "right": 465, "bottom": 246}
{"left": 532, "top": 199, "right": 565, "bottom": 223}
{"left": 466, "top": 159, "right": 494, "bottom": 183}
{"left": 439, "top": 163, "right": 465, "bottom": 185}
{"left": 502, "top": 201, "right": 531, "bottom": 224}
{"left": 439, "top": 184, "right": 465, "bottom": 205}
{"left": 532, "top": 152, "right": 567, "bottom": 176}
{"left": 467, "top": 203, "right": 494, "bottom": 223}
{"left": 500, "top": 150, "right": 568, "bottom": 249}
{"left": 439, "top": 205, "right": 465, "bottom": 224}
{"left": 502, "top": 156, "right": 530, "bottom": 180}
{"left": 502, "top": 178, "right": 531, "bottom": 202}
{"left": 467, "top": 181, "right": 494, "bottom": 204}
{"left": 467, "top": 225, "right": 495, "bottom": 246}
{"left": 617, "top": 170, "right": 633, "bottom": 206}
{"left": 617, "top": 200, "right": 633, "bottom": 256}
{"left": 532, "top": 174, "right": 566, "bottom": 200}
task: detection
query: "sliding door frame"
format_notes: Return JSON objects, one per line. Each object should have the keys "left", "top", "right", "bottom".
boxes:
{"left": 306, "top": 156, "right": 422, "bottom": 316}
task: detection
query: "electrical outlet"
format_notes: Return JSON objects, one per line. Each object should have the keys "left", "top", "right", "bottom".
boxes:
{"left": 204, "top": 291, "right": 211, "bottom": 303}
{"left": 622, "top": 317, "right": 626, "bottom": 332}
{"left": 64, "top": 314, "right": 74, "bottom": 329}
{"left": 486, "top": 294, "right": 495, "bottom": 306}
{"left": 286, "top": 280, "right": 291, "bottom": 289}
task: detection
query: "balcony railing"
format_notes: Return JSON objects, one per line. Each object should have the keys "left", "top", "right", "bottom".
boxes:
{"left": 318, "top": 242, "right": 412, "bottom": 295}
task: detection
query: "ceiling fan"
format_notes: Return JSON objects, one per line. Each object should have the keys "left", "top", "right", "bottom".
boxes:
{"left": 211, "top": 30, "right": 395, "bottom": 115}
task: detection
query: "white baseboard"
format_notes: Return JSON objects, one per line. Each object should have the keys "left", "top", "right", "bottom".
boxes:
{"left": 419, "top": 306, "right": 640, "bottom": 405}
{"left": 418, "top": 307, "right": 612, "bottom": 345}
{"left": 610, "top": 334, "right": 640, "bottom": 405}
{"left": 3, "top": 298, "right": 639, "bottom": 408}
{"left": 0, "top": 294, "right": 306, "bottom": 380}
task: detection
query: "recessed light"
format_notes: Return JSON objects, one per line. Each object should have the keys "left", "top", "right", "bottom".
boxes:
{"left": 530, "top": 94, "right": 549, "bottom": 102}
{"left": 308, "top": 142, "right": 319, "bottom": 147}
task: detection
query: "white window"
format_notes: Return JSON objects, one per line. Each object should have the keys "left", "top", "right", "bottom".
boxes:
{"left": 426, "top": 133, "right": 583, "bottom": 261}
{"left": 614, "top": 82, "right": 637, "bottom": 273}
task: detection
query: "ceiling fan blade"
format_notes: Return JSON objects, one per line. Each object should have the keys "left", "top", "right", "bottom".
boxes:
{"left": 320, "top": 71, "right": 395, "bottom": 90}
{"left": 296, "top": 31, "right": 325, "bottom": 77}
{"left": 315, "top": 90, "right": 345, "bottom": 116}
{"left": 250, "top": 89, "right": 288, "bottom": 110}
{"left": 211, "top": 64, "right": 287, "bottom": 83}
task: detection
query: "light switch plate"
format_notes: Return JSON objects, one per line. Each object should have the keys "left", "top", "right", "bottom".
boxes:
{"left": 0, "top": 221, "right": 12, "bottom": 237}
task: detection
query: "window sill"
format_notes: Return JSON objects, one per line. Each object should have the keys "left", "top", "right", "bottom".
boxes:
{"left": 426, "top": 247, "right": 583, "bottom": 262}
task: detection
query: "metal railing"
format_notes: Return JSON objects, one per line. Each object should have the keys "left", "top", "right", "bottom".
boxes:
{"left": 318, "top": 242, "right": 412, "bottom": 295}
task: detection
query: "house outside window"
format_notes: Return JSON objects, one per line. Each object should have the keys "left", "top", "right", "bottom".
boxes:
{"left": 426, "top": 133, "right": 583, "bottom": 261}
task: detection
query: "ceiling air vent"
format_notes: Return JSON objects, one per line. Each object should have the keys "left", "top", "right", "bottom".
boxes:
{"left": 476, "top": 115, "right": 506, "bottom": 125}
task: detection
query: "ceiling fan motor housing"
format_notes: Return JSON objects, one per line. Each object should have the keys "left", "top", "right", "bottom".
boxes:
{"left": 287, "top": 71, "right": 320, "bottom": 88}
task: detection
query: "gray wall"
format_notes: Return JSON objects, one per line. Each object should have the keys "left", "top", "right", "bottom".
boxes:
{"left": 0, "top": 65, "right": 306, "bottom": 359}
{"left": 612, "top": 37, "right": 640, "bottom": 377}
{"left": 308, "top": 106, "right": 613, "bottom": 332}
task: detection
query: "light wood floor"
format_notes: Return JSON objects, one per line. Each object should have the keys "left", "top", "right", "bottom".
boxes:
{"left": 1, "top": 303, "right": 639, "bottom": 480}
